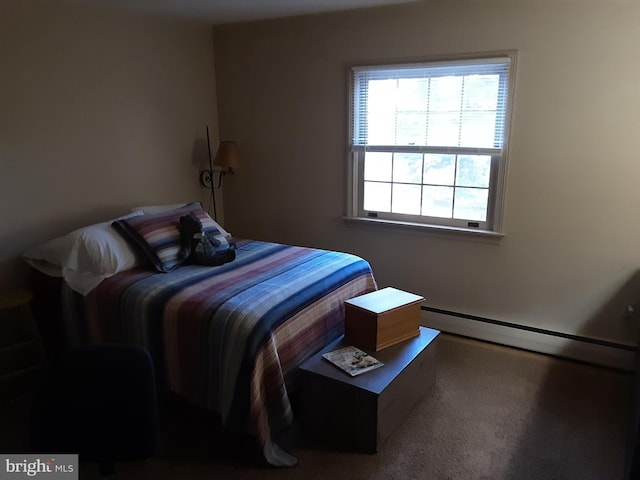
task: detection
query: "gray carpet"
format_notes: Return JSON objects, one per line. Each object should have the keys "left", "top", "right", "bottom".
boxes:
{"left": 86, "top": 334, "right": 633, "bottom": 479}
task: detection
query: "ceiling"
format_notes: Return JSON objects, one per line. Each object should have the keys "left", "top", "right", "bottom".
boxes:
{"left": 83, "top": 0, "right": 423, "bottom": 25}
{"left": 55, "top": 0, "right": 628, "bottom": 25}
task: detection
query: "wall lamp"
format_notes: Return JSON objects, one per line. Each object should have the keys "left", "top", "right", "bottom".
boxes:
{"left": 200, "top": 140, "right": 240, "bottom": 189}
{"left": 200, "top": 127, "right": 240, "bottom": 220}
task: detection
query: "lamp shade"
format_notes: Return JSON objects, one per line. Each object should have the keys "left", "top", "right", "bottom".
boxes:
{"left": 213, "top": 141, "right": 240, "bottom": 170}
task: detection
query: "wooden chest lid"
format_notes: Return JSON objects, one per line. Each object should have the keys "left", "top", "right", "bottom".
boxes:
{"left": 345, "top": 287, "right": 424, "bottom": 315}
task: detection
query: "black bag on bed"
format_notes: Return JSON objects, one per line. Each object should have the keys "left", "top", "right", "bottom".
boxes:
{"left": 179, "top": 214, "right": 236, "bottom": 267}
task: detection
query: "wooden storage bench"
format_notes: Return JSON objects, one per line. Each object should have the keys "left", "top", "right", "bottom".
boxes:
{"left": 297, "top": 326, "right": 440, "bottom": 453}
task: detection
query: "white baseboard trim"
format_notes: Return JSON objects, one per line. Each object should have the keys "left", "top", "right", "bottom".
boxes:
{"left": 422, "top": 310, "right": 636, "bottom": 371}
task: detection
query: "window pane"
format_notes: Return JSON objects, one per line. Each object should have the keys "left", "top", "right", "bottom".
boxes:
{"left": 368, "top": 79, "right": 397, "bottom": 111}
{"left": 396, "top": 112, "right": 426, "bottom": 145}
{"left": 364, "top": 181, "right": 391, "bottom": 212}
{"left": 454, "top": 187, "right": 488, "bottom": 221}
{"left": 422, "top": 185, "right": 453, "bottom": 218}
{"left": 424, "top": 154, "right": 455, "bottom": 185}
{"left": 396, "top": 78, "right": 428, "bottom": 145}
{"left": 367, "top": 79, "right": 397, "bottom": 145}
{"left": 462, "top": 75, "right": 500, "bottom": 111}
{"left": 364, "top": 152, "right": 392, "bottom": 181}
{"left": 397, "top": 78, "right": 429, "bottom": 110}
{"left": 460, "top": 112, "right": 497, "bottom": 148}
{"left": 456, "top": 155, "right": 491, "bottom": 188}
{"left": 393, "top": 153, "right": 423, "bottom": 184}
{"left": 426, "top": 112, "right": 460, "bottom": 146}
{"left": 392, "top": 184, "right": 421, "bottom": 215}
{"left": 367, "top": 113, "right": 395, "bottom": 145}
{"left": 429, "top": 76, "right": 463, "bottom": 112}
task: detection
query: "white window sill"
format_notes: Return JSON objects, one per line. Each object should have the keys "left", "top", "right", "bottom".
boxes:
{"left": 342, "top": 216, "right": 504, "bottom": 243}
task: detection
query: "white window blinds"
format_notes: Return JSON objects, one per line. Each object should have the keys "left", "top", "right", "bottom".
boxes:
{"left": 351, "top": 57, "right": 511, "bottom": 150}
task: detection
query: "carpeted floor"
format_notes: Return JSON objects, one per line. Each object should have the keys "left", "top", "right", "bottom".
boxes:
{"left": 75, "top": 333, "right": 633, "bottom": 480}
{"left": 2, "top": 333, "right": 631, "bottom": 479}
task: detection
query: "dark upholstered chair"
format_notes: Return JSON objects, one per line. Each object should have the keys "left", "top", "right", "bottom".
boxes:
{"left": 30, "top": 344, "right": 159, "bottom": 479}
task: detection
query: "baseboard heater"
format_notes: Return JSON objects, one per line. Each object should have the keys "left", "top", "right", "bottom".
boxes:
{"left": 421, "top": 306, "right": 637, "bottom": 371}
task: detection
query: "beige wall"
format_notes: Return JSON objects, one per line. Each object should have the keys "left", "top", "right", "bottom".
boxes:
{"left": 0, "top": 2, "right": 218, "bottom": 289}
{"left": 214, "top": 1, "right": 640, "bottom": 344}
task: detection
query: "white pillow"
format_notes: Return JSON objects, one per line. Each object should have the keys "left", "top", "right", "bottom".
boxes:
{"left": 22, "top": 211, "right": 144, "bottom": 295}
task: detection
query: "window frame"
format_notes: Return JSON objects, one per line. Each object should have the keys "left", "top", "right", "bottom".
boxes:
{"left": 346, "top": 51, "right": 517, "bottom": 237}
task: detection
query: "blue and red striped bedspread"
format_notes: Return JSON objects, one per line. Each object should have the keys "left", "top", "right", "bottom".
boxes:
{"left": 64, "top": 240, "right": 377, "bottom": 465}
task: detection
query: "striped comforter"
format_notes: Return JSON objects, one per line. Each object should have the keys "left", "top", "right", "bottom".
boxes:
{"left": 65, "top": 240, "right": 376, "bottom": 465}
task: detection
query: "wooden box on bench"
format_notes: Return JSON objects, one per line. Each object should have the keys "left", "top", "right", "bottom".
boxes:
{"left": 345, "top": 287, "right": 424, "bottom": 351}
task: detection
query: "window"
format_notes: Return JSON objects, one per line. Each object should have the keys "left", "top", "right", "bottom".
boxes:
{"left": 348, "top": 52, "right": 516, "bottom": 234}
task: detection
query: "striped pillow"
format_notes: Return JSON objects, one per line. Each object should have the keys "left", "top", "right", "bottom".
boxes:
{"left": 113, "top": 204, "right": 226, "bottom": 272}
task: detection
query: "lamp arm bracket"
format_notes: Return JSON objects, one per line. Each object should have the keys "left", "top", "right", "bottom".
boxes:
{"left": 199, "top": 169, "right": 213, "bottom": 188}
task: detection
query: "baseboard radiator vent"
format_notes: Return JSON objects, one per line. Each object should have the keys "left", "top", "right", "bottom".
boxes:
{"left": 422, "top": 306, "right": 636, "bottom": 371}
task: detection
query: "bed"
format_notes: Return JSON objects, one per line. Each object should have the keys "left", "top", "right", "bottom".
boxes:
{"left": 23, "top": 203, "right": 377, "bottom": 466}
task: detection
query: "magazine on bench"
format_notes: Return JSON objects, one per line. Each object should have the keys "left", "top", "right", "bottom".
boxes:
{"left": 322, "top": 346, "right": 383, "bottom": 377}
